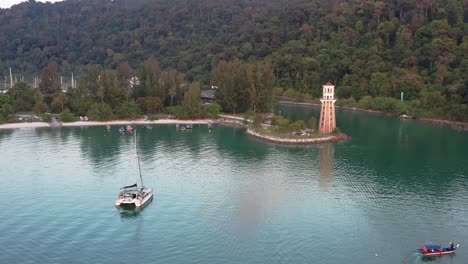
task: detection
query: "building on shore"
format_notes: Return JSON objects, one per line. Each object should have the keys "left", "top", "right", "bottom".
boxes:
{"left": 319, "top": 82, "right": 336, "bottom": 134}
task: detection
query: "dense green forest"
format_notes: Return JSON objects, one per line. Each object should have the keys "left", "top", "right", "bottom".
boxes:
{"left": 0, "top": 0, "right": 467, "bottom": 121}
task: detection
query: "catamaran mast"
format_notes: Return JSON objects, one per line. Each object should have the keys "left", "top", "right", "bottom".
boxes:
{"left": 134, "top": 129, "right": 144, "bottom": 187}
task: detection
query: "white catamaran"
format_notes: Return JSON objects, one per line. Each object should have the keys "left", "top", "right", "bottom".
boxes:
{"left": 115, "top": 129, "right": 153, "bottom": 207}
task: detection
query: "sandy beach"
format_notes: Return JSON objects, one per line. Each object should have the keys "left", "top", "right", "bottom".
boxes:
{"left": 0, "top": 119, "right": 212, "bottom": 130}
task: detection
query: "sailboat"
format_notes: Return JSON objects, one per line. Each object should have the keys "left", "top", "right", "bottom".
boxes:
{"left": 115, "top": 129, "right": 153, "bottom": 207}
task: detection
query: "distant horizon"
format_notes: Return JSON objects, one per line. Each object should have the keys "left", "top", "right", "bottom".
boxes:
{"left": 0, "top": 0, "right": 63, "bottom": 9}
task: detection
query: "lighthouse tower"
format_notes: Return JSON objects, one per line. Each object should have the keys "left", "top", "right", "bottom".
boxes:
{"left": 319, "top": 83, "right": 336, "bottom": 134}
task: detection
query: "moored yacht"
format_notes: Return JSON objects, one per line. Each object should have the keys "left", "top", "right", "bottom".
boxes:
{"left": 115, "top": 129, "right": 153, "bottom": 208}
{"left": 115, "top": 183, "right": 153, "bottom": 207}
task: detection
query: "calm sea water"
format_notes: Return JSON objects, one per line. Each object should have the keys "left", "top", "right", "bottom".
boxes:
{"left": 0, "top": 104, "right": 467, "bottom": 264}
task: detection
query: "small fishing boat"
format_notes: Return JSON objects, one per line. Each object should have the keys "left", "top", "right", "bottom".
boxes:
{"left": 181, "top": 125, "right": 186, "bottom": 131}
{"left": 186, "top": 124, "right": 193, "bottom": 130}
{"left": 420, "top": 243, "right": 459, "bottom": 256}
{"left": 115, "top": 129, "right": 153, "bottom": 208}
{"left": 118, "top": 127, "right": 125, "bottom": 133}
{"left": 126, "top": 125, "right": 134, "bottom": 132}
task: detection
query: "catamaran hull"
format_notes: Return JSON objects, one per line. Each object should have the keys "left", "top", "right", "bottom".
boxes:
{"left": 115, "top": 190, "right": 153, "bottom": 207}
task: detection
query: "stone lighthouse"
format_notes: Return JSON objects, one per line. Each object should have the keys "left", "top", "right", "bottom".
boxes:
{"left": 319, "top": 82, "right": 336, "bottom": 134}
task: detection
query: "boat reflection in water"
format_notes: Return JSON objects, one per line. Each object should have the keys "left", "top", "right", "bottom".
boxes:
{"left": 318, "top": 143, "right": 335, "bottom": 191}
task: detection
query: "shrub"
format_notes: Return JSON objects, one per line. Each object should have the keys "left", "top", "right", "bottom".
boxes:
{"left": 333, "top": 127, "right": 341, "bottom": 134}
{"left": 308, "top": 116, "right": 317, "bottom": 130}
{"left": 252, "top": 113, "right": 264, "bottom": 127}
{"left": 244, "top": 109, "right": 254, "bottom": 122}
{"left": 59, "top": 109, "right": 76, "bottom": 122}
{"left": 87, "top": 103, "right": 114, "bottom": 121}
{"left": 41, "top": 113, "right": 52, "bottom": 122}
{"left": 273, "top": 87, "right": 283, "bottom": 97}
{"left": 358, "top": 96, "right": 372, "bottom": 109}
{"left": 165, "top": 105, "right": 182, "bottom": 116}
{"left": 70, "top": 96, "right": 94, "bottom": 116}
{"left": 290, "top": 120, "right": 306, "bottom": 131}
{"left": 337, "top": 97, "right": 357, "bottom": 107}
{"left": 115, "top": 101, "right": 142, "bottom": 119}
{"left": 136, "top": 96, "right": 162, "bottom": 114}
{"left": 165, "top": 105, "right": 189, "bottom": 119}
{"left": 148, "top": 115, "right": 158, "bottom": 121}
{"left": 0, "top": 103, "right": 13, "bottom": 120}
{"left": 205, "top": 103, "right": 222, "bottom": 118}
{"left": 285, "top": 88, "right": 296, "bottom": 98}
{"left": 34, "top": 101, "right": 48, "bottom": 114}
{"left": 272, "top": 116, "right": 291, "bottom": 128}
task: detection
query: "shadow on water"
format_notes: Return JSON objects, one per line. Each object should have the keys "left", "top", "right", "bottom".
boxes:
{"left": 136, "top": 124, "right": 207, "bottom": 160}
{"left": 212, "top": 125, "right": 269, "bottom": 162}
{"left": 0, "top": 129, "right": 13, "bottom": 143}
{"left": 118, "top": 206, "right": 143, "bottom": 219}
{"left": 421, "top": 254, "right": 457, "bottom": 263}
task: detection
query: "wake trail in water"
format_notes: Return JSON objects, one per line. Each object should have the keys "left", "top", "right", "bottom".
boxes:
{"left": 402, "top": 251, "right": 422, "bottom": 264}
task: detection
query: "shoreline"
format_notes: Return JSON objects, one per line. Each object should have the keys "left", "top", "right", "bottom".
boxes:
{"left": 0, "top": 119, "right": 212, "bottom": 130}
{"left": 278, "top": 100, "right": 468, "bottom": 129}
{"left": 246, "top": 128, "right": 351, "bottom": 145}
{"left": 0, "top": 114, "right": 352, "bottom": 145}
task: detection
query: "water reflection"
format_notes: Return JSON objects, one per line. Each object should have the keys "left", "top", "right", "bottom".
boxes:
{"left": 319, "top": 143, "right": 335, "bottom": 191}
{"left": 214, "top": 126, "right": 269, "bottom": 162}
{"left": 75, "top": 126, "right": 124, "bottom": 165}
{"left": 0, "top": 129, "right": 13, "bottom": 143}
{"left": 33, "top": 127, "right": 74, "bottom": 144}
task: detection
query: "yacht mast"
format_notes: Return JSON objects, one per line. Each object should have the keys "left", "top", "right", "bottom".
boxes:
{"left": 134, "top": 129, "right": 144, "bottom": 187}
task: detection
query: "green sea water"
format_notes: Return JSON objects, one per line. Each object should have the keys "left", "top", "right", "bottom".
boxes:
{"left": 0, "top": 104, "right": 467, "bottom": 264}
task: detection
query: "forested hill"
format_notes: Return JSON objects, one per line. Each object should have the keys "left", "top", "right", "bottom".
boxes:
{"left": 0, "top": 0, "right": 467, "bottom": 106}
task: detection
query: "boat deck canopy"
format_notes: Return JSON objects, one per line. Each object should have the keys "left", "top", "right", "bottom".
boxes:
{"left": 122, "top": 183, "right": 137, "bottom": 189}
{"left": 424, "top": 245, "right": 442, "bottom": 250}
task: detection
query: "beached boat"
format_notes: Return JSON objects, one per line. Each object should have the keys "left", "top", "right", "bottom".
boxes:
{"left": 420, "top": 243, "right": 459, "bottom": 256}
{"left": 115, "top": 129, "right": 153, "bottom": 208}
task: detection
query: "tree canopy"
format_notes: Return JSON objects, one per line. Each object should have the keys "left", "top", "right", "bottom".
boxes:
{"left": 0, "top": 0, "right": 466, "bottom": 121}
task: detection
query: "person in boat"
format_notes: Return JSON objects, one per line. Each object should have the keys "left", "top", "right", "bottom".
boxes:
{"left": 450, "top": 242, "right": 455, "bottom": 250}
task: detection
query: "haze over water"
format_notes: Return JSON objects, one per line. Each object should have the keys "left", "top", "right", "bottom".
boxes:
{"left": 0, "top": 104, "right": 467, "bottom": 264}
